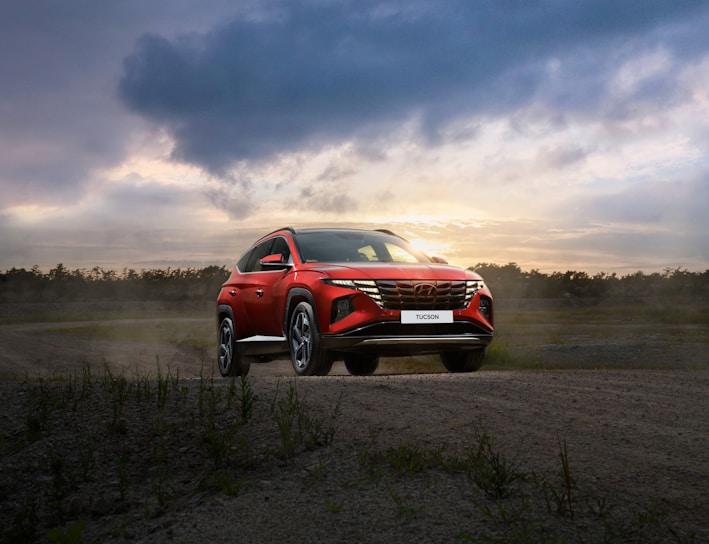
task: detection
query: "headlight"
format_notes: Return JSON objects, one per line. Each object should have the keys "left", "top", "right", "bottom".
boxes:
{"left": 463, "top": 280, "right": 485, "bottom": 307}
{"left": 322, "top": 279, "right": 383, "bottom": 306}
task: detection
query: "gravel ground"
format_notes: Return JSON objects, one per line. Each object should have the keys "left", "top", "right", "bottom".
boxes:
{"left": 2, "top": 369, "right": 708, "bottom": 543}
{"left": 1, "top": 302, "right": 708, "bottom": 543}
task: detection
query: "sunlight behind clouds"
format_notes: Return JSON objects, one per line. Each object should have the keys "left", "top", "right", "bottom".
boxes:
{"left": 1, "top": 1, "right": 708, "bottom": 273}
{"left": 407, "top": 238, "right": 452, "bottom": 260}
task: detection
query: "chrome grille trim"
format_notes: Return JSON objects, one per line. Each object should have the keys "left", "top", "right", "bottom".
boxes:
{"left": 325, "top": 278, "right": 482, "bottom": 310}
{"left": 374, "top": 280, "right": 480, "bottom": 310}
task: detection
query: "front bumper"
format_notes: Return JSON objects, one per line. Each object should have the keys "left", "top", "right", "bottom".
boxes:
{"left": 320, "top": 321, "right": 493, "bottom": 356}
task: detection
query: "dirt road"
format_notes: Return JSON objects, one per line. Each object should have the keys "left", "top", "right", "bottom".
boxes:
{"left": 1, "top": 306, "right": 708, "bottom": 541}
{"left": 2, "top": 369, "right": 708, "bottom": 542}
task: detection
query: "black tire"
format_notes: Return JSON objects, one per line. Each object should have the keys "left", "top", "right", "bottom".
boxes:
{"left": 288, "top": 302, "right": 333, "bottom": 376}
{"left": 344, "top": 354, "right": 379, "bottom": 376}
{"left": 217, "top": 317, "right": 251, "bottom": 377}
{"left": 441, "top": 349, "right": 485, "bottom": 373}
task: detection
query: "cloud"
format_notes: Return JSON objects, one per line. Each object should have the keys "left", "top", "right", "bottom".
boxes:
{"left": 0, "top": 172, "right": 238, "bottom": 269}
{"left": 0, "top": 3, "right": 131, "bottom": 205}
{"left": 579, "top": 172, "right": 709, "bottom": 226}
{"left": 205, "top": 177, "right": 254, "bottom": 220}
{"left": 296, "top": 183, "right": 359, "bottom": 214}
{"left": 535, "top": 145, "right": 589, "bottom": 170}
{"left": 2, "top": 0, "right": 708, "bottom": 273}
{"left": 0, "top": 0, "right": 260, "bottom": 206}
{"left": 118, "top": 1, "right": 709, "bottom": 174}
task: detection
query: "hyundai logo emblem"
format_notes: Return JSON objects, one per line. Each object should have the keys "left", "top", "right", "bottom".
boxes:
{"left": 413, "top": 283, "right": 437, "bottom": 297}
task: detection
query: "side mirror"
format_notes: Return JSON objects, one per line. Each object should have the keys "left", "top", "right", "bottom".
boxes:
{"left": 259, "top": 253, "right": 292, "bottom": 270}
{"left": 430, "top": 255, "right": 448, "bottom": 264}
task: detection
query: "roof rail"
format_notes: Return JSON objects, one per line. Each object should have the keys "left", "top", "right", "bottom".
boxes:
{"left": 252, "top": 227, "right": 296, "bottom": 244}
{"left": 262, "top": 226, "right": 295, "bottom": 237}
{"left": 375, "top": 228, "right": 409, "bottom": 241}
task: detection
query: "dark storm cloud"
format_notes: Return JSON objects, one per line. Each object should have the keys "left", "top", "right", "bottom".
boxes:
{"left": 118, "top": 0, "right": 709, "bottom": 173}
{"left": 0, "top": 0, "right": 252, "bottom": 205}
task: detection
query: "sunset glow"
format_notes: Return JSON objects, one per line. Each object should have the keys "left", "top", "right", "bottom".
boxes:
{"left": 1, "top": 2, "right": 707, "bottom": 273}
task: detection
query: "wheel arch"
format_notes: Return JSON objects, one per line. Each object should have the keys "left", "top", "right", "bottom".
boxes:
{"left": 216, "top": 304, "right": 234, "bottom": 334}
{"left": 284, "top": 288, "right": 316, "bottom": 332}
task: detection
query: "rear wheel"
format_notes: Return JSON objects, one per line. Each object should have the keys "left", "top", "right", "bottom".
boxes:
{"left": 218, "top": 317, "right": 251, "bottom": 377}
{"left": 441, "top": 349, "right": 485, "bottom": 373}
{"left": 344, "top": 354, "right": 379, "bottom": 376}
{"left": 289, "top": 302, "right": 333, "bottom": 376}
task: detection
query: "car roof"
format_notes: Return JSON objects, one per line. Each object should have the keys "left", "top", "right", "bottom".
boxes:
{"left": 260, "top": 226, "right": 404, "bottom": 240}
{"left": 296, "top": 227, "right": 392, "bottom": 235}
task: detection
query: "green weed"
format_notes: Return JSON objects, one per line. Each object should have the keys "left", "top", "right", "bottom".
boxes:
{"left": 325, "top": 497, "right": 343, "bottom": 514}
{"left": 47, "top": 520, "right": 86, "bottom": 544}
{"left": 537, "top": 437, "right": 576, "bottom": 518}
{"left": 269, "top": 381, "right": 340, "bottom": 460}
{"left": 386, "top": 485, "right": 419, "bottom": 516}
{"left": 236, "top": 375, "right": 255, "bottom": 424}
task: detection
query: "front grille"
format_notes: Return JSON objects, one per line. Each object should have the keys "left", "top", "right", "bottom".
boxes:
{"left": 375, "top": 280, "right": 477, "bottom": 310}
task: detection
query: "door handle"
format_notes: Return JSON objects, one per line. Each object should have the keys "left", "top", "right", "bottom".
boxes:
{"left": 256, "top": 288, "right": 264, "bottom": 298}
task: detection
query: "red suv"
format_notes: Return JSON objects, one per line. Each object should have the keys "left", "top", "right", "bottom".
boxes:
{"left": 216, "top": 227, "right": 493, "bottom": 376}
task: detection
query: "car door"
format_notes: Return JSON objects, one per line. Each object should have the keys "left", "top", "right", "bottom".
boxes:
{"left": 240, "top": 236, "right": 291, "bottom": 337}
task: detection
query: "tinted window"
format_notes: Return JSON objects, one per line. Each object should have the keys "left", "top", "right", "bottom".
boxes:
{"left": 245, "top": 240, "right": 273, "bottom": 272}
{"left": 236, "top": 249, "right": 253, "bottom": 272}
{"left": 295, "top": 230, "right": 428, "bottom": 263}
{"left": 269, "top": 237, "right": 292, "bottom": 263}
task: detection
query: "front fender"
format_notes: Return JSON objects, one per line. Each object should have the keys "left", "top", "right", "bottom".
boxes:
{"left": 284, "top": 288, "right": 317, "bottom": 334}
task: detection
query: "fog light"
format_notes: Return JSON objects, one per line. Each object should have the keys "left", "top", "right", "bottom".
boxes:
{"left": 331, "top": 297, "right": 355, "bottom": 323}
{"left": 478, "top": 296, "right": 493, "bottom": 324}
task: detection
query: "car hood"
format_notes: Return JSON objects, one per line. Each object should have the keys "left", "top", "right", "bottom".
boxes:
{"left": 305, "top": 262, "right": 484, "bottom": 281}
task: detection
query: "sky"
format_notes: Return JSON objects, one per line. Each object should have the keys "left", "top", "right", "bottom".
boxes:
{"left": 1, "top": 0, "right": 708, "bottom": 274}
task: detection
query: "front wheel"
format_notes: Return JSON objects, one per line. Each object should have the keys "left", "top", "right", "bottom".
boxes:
{"left": 344, "top": 354, "right": 379, "bottom": 376}
{"left": 218, "top": 317, "right": 250, "bottom": 377}
{"left": 288, "top": 302, "right": 333, "bottom": 376}
{"left": 441, "top": 349, "right": 485, "bottom": 373}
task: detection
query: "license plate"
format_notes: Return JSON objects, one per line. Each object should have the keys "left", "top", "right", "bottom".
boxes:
{"left": 400, "top": 310, "right": 453, "bottom": 324}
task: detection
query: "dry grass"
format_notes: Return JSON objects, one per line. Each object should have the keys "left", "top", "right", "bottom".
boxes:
{"left": 2, "top": 298, "right": 707, "bottom": 378}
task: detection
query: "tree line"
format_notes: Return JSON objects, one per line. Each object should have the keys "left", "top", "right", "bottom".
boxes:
{"left": 0, "top": 264, "right": 231, "bottom": 303}
{"left": 470, "top": 262, "right": 708, "bottom": 300}
{"left": 0, "top": 262, "right": 707, "bottom": 303}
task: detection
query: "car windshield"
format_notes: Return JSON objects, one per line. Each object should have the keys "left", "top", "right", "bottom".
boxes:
{"left": 294, "top": 230, "right": 430, "bottom": 264}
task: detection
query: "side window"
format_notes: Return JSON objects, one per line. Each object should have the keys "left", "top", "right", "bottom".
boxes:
{"left": 245, "top": 240, "right": 273, "bottom": 272}
{"left": 270, "top": 237, "right": 292, "bottom": 263}
{"left": 236, "top": 249, "right": 253, "bottom": 272}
